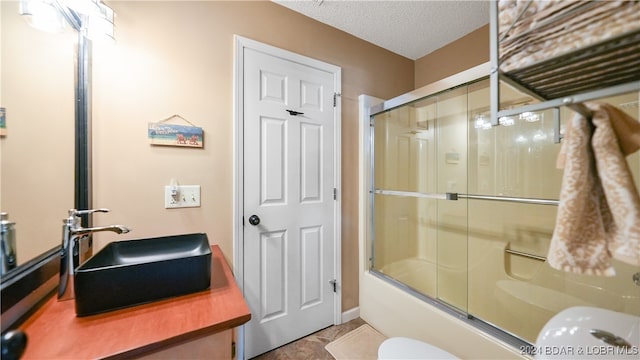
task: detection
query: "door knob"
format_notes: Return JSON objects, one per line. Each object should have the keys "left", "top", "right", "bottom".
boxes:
{"left": 248, "top": 215, "right": 260, "bottom": 226}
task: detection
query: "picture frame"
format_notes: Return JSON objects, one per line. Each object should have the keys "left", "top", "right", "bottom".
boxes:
{"left": 148, "top": 122, "right": 204, "bottom": 148}
{"left": 0, "top": 107, "right": 6, "bottom": 136}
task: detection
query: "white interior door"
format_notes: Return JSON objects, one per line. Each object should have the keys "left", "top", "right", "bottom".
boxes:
{"left": 242, "top": 45, "right": 340, "bottom": 359}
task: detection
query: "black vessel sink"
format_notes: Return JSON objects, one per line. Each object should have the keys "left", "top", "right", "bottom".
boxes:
{"left": 74, "top": 233, "right": 211, "bottom": 316}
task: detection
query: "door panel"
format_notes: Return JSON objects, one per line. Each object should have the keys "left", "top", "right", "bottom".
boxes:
{"left": 260, "top": 70, "right": 287, "bottom": 103}
{"left": 260, "top": 230, "right": 287, "bottom": 323}
{"left": 300, "top": 225, "right": 323, "bottom": 309}
{"left": 261, "top": 117, "right": 287, "bottom": 205}
{"left": 243, "top": 47, "right": 336, "bottom": 358}
{"left": 300, "top": 80, "right": 323, "bottom": 111}
{"left": 300, "top": 123, "right": 322, "bottom": 203}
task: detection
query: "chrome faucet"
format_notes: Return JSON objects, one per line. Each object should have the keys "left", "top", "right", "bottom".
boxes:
{"left": 58, "top": 208, "right": 130, "bottom": 301}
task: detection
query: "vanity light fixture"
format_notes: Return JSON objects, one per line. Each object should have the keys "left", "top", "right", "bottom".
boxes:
{"left": 71, "top": 0, "right": 114, "bottom": 40}
{"left": 474, "top": 114, "right": 486, "bottom": 129}
{"left": 519, "top": 111, "right": 542, "bottom": 122}
{"left": 532, "top": 129, "right": 548, "bottom": 142}
{"left": 19, "top": 0, "right": 67, "bottom": 33}
{"left": 473, "top": 113, "right": 493, "bottom": 130}
{"left": 515, "top": 134, "right": 528, "bottom": 143}
{"left": 499, "top": 116, "right": 515, "bottom": 126}
{"left": 19, "top": 0, "right": 114, "bottom": 39}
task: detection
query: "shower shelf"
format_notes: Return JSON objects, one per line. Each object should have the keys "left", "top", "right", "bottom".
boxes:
{"left": 490, "top": 0, "right": 640, "bottom": 123}
{"left": 501, "top": 29, "right": 640, "bottom": 101}
{"left": 374, "top": 189, "right": 559, "bottom": 206}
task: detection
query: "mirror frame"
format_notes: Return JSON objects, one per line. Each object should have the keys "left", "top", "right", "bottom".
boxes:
{"left": 1, "top": 8, "right": 91, "bottom": 331}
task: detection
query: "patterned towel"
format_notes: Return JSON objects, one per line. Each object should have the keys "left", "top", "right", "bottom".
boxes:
{"left": 548, "top": 103, "right": 640, "bottom": 276}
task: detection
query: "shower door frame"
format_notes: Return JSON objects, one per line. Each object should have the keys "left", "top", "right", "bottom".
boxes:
{"left": 367, "top": 62, "right": 492, "bottom": 278}
{"left": 367, "top": 62, "right": 489, "bottom": 281}
{"left": 364, "top": 62, "right": 533, "bottom": 351}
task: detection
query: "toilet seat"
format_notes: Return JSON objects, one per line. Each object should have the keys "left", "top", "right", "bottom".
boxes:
{"left": 378, "top": 337, "right": 459, "bottom": 359}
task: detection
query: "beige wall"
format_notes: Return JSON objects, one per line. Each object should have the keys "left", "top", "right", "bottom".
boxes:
{"left": 2, "top": 0, "right": 488, "bottom": 313}
{"left": 415, "top": 24, "right": 489, "bottom": 88}
{"left": 91, "top": 0, "right": 414, "bottom": 313}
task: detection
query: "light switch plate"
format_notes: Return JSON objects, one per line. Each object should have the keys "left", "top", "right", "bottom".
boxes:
{"left": 165, "top": 185, "right": 201, "bottom": 209}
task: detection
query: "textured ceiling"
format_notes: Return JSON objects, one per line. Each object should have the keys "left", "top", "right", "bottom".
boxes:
{"left": 273, "top": 0, "right": 490, "bottom": 60}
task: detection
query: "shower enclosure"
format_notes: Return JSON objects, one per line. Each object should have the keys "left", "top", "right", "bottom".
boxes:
{"left": 367, "top": 76, "right": 640, "bottom": 344}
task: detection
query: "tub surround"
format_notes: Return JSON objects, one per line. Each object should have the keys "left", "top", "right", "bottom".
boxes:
{"left": 19, "top": 245, "right": 250, "bottom": 359}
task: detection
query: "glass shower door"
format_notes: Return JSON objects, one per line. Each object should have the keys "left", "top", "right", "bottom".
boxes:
{"left": 372, "top": 99, "right": 438, "bottom": 299}
{"left": 466, "top": 83, "right": 640, "bottom": 343}
{"left": 368, "top": 75, "right": 640, "bottom": 346}
{"left": 467, "top": 81, "right": 562, "bottom": 341}
{"left": 371, "top": 86, "right": 470, "bottom": 313}
{"left": 434, "top": 86, "right": 469, "bottom": 311}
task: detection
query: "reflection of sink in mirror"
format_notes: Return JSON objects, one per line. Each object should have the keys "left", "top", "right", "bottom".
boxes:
{"left": 74, "top": 233, "right": 211, "bottom": 316}
{"left": 536, "top": 306, "right": 640, "bottom": 359}
{"left": 494, "top": 280, "right": 593, "bottom": 341}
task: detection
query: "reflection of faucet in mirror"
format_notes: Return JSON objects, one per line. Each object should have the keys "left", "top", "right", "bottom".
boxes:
{"left": 58, "top": 209, "right": 130, "bottom": 301}
{"left": 1, "top": 213, "right": 17, "bottom": 276}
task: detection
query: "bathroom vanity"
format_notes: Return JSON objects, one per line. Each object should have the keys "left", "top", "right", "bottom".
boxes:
{"left": 18, "top": 245, "right": 250, "bottom": 359}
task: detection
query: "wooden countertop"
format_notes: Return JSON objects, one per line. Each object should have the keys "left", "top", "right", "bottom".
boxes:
{"left": 20, "top": 245, "right": 251, "bottom": 359}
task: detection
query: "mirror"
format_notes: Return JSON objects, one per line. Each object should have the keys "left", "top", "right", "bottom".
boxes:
{"left": 0, "top": 1, "right": 77, "bottom": 278}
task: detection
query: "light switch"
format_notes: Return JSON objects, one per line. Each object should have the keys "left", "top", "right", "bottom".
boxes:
{"left": 165, "top": 185, "right": 201, "bottom": 209}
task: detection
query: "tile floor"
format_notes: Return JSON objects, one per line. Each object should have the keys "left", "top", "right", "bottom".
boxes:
{"left": 251, "top": 317, "right": 367, "bottom": 359}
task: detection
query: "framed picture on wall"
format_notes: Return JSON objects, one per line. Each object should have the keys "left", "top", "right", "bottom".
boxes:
{"left": 148, "top": 122, "right": 204, "bottom": 148}
{"left": 0, "top": 107, "right": 6, "bottom": 136}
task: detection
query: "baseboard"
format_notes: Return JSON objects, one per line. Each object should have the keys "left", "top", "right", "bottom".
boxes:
{"left": 342, "top": 306, "right": 360, "bottom": 323}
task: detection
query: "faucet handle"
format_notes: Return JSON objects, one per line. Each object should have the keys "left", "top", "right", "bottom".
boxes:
{"left": 69, "top": 208, "right": 110, "bottom": 217}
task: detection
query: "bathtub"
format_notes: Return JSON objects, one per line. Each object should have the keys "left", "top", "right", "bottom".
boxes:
{"left": 377, "top": 256, "right": 469, "bottom": 309}
{"left": 378, "top": 257, "right": 437, "bottom": 297}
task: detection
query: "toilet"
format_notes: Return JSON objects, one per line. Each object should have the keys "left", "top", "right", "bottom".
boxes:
{"left": 378, "top": 337, "right": 459, "bottom": 359}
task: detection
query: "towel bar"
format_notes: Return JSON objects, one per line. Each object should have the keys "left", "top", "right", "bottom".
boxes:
{"left": 567, "top": 103, "right": 593, "bottom": 119}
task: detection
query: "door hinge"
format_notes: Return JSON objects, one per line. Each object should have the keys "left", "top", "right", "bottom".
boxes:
{"left": 333, "top": 93, "right": 341, "bottom": 107}
{"left": 329, "top": 279, "right": 337, "bottom": 293}
{"left": 333, "top": 188, "right": 337, "bottom": 200}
